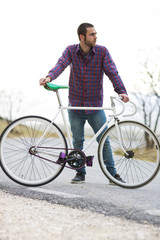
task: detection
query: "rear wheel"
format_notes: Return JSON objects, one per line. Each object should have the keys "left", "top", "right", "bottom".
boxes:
{"left": 98, "top": 121, "right": 160, "bottom": 188}
{"left": 0, "top": 116, "right": 68, "bottom": 186}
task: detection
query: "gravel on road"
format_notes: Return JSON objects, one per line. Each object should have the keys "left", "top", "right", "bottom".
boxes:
{"left": 0, "top": 190, "right": 159, "bottom": 240}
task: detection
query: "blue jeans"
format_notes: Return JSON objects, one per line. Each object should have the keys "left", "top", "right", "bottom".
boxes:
{"left": 68, "top": 110, "right": 116, "bottom": 176}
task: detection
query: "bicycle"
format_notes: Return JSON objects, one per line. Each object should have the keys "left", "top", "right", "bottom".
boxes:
{"left": 0, "top": 82, "right": 160, "bottom": 189}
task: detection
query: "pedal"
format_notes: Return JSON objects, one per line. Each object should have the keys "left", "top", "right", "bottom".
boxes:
{"left": 86, "top": 156, "right": 94, "bottom": 167}
{"left": 56, "top": 152, "right": 66, "bottom": 164}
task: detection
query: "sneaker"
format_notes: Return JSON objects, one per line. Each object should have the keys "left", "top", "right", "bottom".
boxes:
{"left": 71, "top": 173, "right": 85, "bottom": 184}
{"left": 109, "top": 174, "right": 125, "bottom": 185}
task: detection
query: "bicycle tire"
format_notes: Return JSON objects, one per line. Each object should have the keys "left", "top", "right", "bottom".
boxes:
{"left": 0, "top": 115, "right": 68, "bottom": 187}
{"left": 98, "top": 120, "right": 160, "bottom": 189}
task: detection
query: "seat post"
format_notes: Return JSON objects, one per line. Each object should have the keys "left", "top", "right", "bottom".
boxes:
{"left": 55, "top": 89, "right": 73, "bottom": 148}
{"left": 55, "top": 89, "right": 63, "bottom": 107}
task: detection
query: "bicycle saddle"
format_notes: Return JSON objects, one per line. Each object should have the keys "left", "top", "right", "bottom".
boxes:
{"left": 44, "top": 82, "right": 69, "bottom": 91}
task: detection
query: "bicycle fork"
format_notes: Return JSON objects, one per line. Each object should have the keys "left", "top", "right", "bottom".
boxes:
{"left": 114, "top": 118, "right": 129, "bottom": 156}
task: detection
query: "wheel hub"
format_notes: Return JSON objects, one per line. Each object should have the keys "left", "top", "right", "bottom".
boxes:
{"left": 124, "top": 150, "right": 134, "bottom": 159}
{"left": 29, "top": 146, "right": 37, "bottom": 155}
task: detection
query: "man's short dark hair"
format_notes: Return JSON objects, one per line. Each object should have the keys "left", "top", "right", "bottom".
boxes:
{"left": 77, "top": 23, "right": 94, "bottom": 40}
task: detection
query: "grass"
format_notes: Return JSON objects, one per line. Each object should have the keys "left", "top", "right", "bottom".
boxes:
{"left": 0, "top": 120, "right": 59, "bottom": 139}
{"left": 114, "top": 148, "right": 157, "bottom": 163}
{"left": 0, "top": 120, "right": 9, "bottom": 135}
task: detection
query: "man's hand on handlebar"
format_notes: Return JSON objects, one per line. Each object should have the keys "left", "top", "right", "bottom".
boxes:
{"left": 119, "top": 94, "right": 129, "bottom": 103}
{"left": 39, "top": 77, "right": 51, "bottom": 86}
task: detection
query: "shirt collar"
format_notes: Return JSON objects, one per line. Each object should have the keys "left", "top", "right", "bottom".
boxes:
{"left": 76, "top": 44, "right": 96, "bottom": 55}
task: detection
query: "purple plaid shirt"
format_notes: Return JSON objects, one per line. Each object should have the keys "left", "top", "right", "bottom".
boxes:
{"left": 48, "top": 44, "right": 127, "bottom": 114}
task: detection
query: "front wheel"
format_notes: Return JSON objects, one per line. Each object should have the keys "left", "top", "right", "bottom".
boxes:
{"left": 0, "top": 116, "right": 68, "bottom": 187}
{"left": 98, "top": 121, "right": 160, "bottom": 188}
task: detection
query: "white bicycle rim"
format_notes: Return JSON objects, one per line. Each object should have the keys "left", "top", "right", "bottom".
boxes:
{"left": 0, "top": 116, "right": 67, "bottom": 186}
{"left": 98, "top": 121, "right": 160, "bottom": 188}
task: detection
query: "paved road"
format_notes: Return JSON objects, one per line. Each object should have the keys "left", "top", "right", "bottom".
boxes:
{"left": 0, "top": 141, "right": 160, "bottom": 226}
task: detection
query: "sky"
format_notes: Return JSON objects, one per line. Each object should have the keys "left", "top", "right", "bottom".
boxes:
{"left": 0, "top": 0, "right": 160, "bottom": 118}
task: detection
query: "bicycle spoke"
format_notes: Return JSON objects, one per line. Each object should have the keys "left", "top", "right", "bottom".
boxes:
{"left": 98, "top": 121, "right": 160, "bottom": 188}
{"left": 0, "top": 116, "right": 67, "bottom": 186}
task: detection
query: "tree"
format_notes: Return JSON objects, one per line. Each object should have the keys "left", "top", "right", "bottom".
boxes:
{"left": 133, "top": 93, "right": 160, "bottom": 134}
{"left": 0, "top": 90, "right": 24, "bottom": 124}
{"left": 0, "top": 90, "right": 27, "bottom": 134}
{"left": 134, "top": 48, "right": 160, "bottom": 129}
{"left": 131, "top": 49, "right": 160, "bottom": 149}
{"left": 132, "top": 93, "right": 159, "bottom": 149}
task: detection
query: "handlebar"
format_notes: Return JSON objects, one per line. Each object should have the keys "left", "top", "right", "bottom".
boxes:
{"left": 123, "top": 101, "right": 137, "bottom": 117}
{"left": 109, "top": 96, "right": 137, "bottom": 117}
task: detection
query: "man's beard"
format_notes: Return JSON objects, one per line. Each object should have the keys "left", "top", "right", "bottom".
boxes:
{"left": 84, "top": 39, "right": 96, "bottom": 47}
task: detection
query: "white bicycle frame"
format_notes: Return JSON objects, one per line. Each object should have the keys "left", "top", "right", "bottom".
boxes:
{"left": 35, "top": 89, "right": 137, "bottom": 157}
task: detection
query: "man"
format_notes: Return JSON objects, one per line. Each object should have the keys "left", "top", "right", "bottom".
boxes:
{"left": 39, "top": 23, "right": 129, "bottom": 184}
